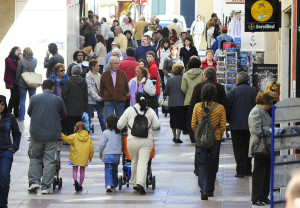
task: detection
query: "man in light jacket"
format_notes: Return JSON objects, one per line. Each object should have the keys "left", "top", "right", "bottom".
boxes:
{"left": 86, "top": 59, "right": 106, "bottom": 132}
{"left": 27, "top": 80, "right": 67, "bottom": 194}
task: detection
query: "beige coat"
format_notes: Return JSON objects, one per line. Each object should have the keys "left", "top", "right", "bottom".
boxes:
{"left": 134, "top": 20, "right": 148, "bottom": 40}
{"left": 121, "top": 23, "right": 133, "bottom": 33}
{"left": 114, "top": 33, "right": 128, "bottom": 53}
{"left": 94, "top": 42, "right": 107, "bottom": 66}
{"left": 168, "top": 23, "right": 181, "bottom": 38}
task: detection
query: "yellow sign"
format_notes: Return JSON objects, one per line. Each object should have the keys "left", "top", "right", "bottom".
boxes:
{"left": 251, "top": 0, "right": 273, "bottom": 22}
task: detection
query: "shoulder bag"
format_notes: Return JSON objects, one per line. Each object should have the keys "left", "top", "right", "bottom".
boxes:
{"left": 251, "top": 126, "right": 271, "bottom": 158}
{"left": 21, "top": 59, "right": 42, "bottom": 88}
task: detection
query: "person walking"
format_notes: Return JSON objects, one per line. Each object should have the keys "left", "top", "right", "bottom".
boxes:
{"left": 248, "top": 92, "right": 274, "bottom": 206}
{"left": 44, "top": 43, "right": 64, "bottom": 78}
{"left": 206, "top": 21, "right": 216, "bottom": 49}
{"left": 167, "top": 18, "right": 181, "bottom": 38}
{"left": 67, "top": 50, "right": 90, "bottom": 78}
{"left": 94, "top": 35, "right": 107, "bottom": 73}
{"left": 135, "top": 35, "right": 157, "bottom": 66}
{"left": 190, "top": 15, "right": 204, "bottom": 51}
{"left": 227, "top": 72, "right": 257, "bottom": 178}
{"left": 48, "top": 63, "right": 69, "bottom": 97}
{"left": 15, "top": 47, "right": 37, "bottom": 121}
{"left": 114, "top": 26, "right": 128, "bottom": 53}
{"left": 27, "top": 80, "right": 67, "bottom": 194}
{"left": 100, "top": 56, "right": 129, "bottom": 118}
{"left": 134, "top": 16, "right": 148, "bottom": 46}
{"left": 117, "top": 92, "right": 160, "bottom": 195}
{"left": 0, "top": 95, "right": 21, "bottom": 208}
{"left": 157, "top": 38, "right": 171, "bottom": 92}
{"left": 4, "top": 46, "right": 21, "bottom": 118}
{"left": 86, "top": 60, "right": 106, "bottom": 132}
{"left": 201, "top": 50, "right": 217, "bottom": 82}
{"left": 124, "top": 30, "right": 138, "bottom": 49}
{"left": 164, "top": 64, "right": 186, "bottom": 143}
{"left": 62, "top": 65, "right": 88, "bottom": 135}
{"left": 99, "top": 116, "right": 123, "bottom": 192}
{"left": 61, "top": 121, "right": 94, "bottom": 192}
{"left": 179, "top": 36, "right": 199, "bottom": 68}
{"left": 181, "top": 57, "right": 204, "bottom": 143}
{"left": 191, "top": 83, "right": 226, "bottom": 200}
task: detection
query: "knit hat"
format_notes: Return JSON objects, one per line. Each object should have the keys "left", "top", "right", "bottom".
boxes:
{"left": 0, "top": 95, "right": 6, "bottom": 103}
{"left": 221, "top": 27, "right": 227, "bottom": 33}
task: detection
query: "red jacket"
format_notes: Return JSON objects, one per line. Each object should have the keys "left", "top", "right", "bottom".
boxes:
{"left": 119, "top": 57, "right": 140, "bottom": 82}
{"left": 148, "top": 61, "right": 160, "bottom": 95}
{"left": 200, "top": 59, "right": 217, "bottom": 82}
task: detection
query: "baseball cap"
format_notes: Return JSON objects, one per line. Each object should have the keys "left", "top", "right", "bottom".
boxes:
{"left": 221, "top": 27, "right": 227, "bottom": 33}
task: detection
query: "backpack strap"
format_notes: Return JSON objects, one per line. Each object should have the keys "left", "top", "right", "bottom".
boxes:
{"left": 143, "top": 107, "right": 152, "bottom": 130}
{"left": 208, "top": 103, "right": 219, "bottom": 114}
{"left": 128, "top": 107, "right": 140, "bottom": 130}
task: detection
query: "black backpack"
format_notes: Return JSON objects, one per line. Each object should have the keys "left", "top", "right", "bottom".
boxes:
{"left": 128, "top": 107, "right": 151, "bottom": 138}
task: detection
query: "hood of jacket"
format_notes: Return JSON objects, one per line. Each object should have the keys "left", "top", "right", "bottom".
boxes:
{"left": 76, "top": 130, "right": 90, "bottom": 142}
{"left": 70, "top": 75, "right": 86, "bottom": 87}
{"left": 186, "top": 68, "right": 202, "bottom": 79}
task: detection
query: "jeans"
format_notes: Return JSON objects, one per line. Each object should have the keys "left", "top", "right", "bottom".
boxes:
{"left": 28, "top": 139, "right": 59, "bottom": 190}
{"left": 104, "top": 101, "right": 125, "bottom": 118}
{"left": 19, "top": 87, "right": 36, "bottom": 120}
{"left": 88, "top": 103, "right": 106, "bottom": 132}
{"left": 196, "top": 140, "right": 221, "bottom": 194}
{"left": 0, "top": 150, "right": 13, "bottom": 208}
{"left": 103, "top": 154, "right": 120, "bottom": 188}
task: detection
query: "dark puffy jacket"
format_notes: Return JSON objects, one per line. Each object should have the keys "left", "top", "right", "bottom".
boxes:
{"left": 44, "top": 53, "right": 64, "bottom": 78}
{"left": 62, "top": 76, "right": 88, "bottom": 116}
{"left": 0, "top": 114, "right": 21, "bottom": 152}
{"left": 179, "top": 46, "right": 198, "bottom": 67}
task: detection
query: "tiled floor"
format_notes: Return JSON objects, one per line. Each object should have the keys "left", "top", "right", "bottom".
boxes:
{"left": 8, "top": 110, "right": 269, "bottom": 208}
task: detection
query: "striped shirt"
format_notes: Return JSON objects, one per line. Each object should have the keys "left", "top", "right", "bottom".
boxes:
{"left": 191, "top": 101, "right": 226, "bottom": 140}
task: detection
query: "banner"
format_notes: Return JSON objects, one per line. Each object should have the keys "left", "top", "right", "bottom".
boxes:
{"left": 245, "top": 0, "right": 280, "bottom": 32}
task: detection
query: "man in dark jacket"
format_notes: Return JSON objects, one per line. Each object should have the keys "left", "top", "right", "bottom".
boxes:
{"left": 62, "top": 65, "right": 88, "bottom": 135}
{"left": 27, "top": 80, "right": 67, "bottom": 194}
{"left": 100, "top": 56, "right": 129, "bottom": 118}
{"left": 227, "top": 71, "right": 257, "bottom": 178}
{"left": 44, "top": 43, "right": 64, "bottom": 78}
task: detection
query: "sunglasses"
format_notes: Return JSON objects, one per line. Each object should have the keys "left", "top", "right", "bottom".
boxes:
{"left": 59, "top": 70, "right": 65, "bottom": 72}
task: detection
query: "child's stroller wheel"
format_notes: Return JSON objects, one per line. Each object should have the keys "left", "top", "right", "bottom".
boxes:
{"left": 118, "top": 176, "right": 123, "bottom": 190}
{"left": 58, "top": 178, "right": 63, "bottom": 190}
{"left": 152, "top": 176, "right": 156, "bottom": 190}
{"left": 53, "top": 179, "right": 57, "bottom": 190}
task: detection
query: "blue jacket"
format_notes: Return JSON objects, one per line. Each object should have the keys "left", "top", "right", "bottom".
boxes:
{"left": 99, "top": 129, "right": 123, "bottom": 155}
{"left": 135, "top": 45, "right": 158, "bottom": 66}
{"left": 227, "top": 83, "right": 258, "bottom": 130}
{"left": 28, "top": 90, "right": 67, "bottom": 142}
{"left": 48, "top": 74, "right": 70, "bottom": 96}
{"left": 0, "top": 114, "right": 21, "bottom": 152}
{"left": 213, "top": 33, "right": 233, "bottom": 52}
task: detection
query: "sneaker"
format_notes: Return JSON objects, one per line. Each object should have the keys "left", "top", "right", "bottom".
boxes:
{"left": 28, "top": 184, "right": 40, "bottom": 192}
{"left": 41, "top": 187, "right": 53, "bottom": 194}
{"left": 106, "top": 185, "right": 112, "bottom": 192}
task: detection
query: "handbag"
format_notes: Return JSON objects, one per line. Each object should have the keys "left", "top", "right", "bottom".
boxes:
{"left": 144, "top": 91, "right": 158, "bottom": 109}
{"left": 251, "top": 127, "right": 271, "bottom": 158}
{"left": 21, "top": 59, "right": 42, "bottom": 88}
{"left": 6, "top": 84, "right": 13, "bottom": 89}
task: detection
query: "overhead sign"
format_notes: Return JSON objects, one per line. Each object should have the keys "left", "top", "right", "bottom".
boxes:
{"left": 245, "top": 0, "right": 280, "bottom": 32}
{"left": 226, "top": 0, "right": 245, "bottom": 4}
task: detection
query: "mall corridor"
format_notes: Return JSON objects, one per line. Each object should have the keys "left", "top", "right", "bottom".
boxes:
{"left": 7, "top": 110, "right": 265, "bottom": 208}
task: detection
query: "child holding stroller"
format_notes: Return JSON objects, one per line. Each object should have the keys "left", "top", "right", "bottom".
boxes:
{"left": 99, "top": 115, "right": 123, "bottom": 192}
{"left": 61, "top": 121, "right": 94, "bottom": 192}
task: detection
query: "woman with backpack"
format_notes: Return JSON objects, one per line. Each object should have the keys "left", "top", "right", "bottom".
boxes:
{"left": 191, "top": 83, "right": 226, "bottom": 200}
{"left": 117, "top": 92, "right": 160, "bottom": 195}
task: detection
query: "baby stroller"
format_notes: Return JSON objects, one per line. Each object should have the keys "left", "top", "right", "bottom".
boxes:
{"left": 118, "top": 133, "right": 156, "bottom": 190}
{"left": 53, "top": 140, "right": 63, "bottom": 190}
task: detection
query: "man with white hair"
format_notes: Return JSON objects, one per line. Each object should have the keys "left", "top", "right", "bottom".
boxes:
{"left": 114, "top": 26, "right": 127, "bottom": 53}
{"left": 100, "top": 56, "right": 129, "bottom": 118}
{"left": 103, "top": 41, "right": 126, "bottom": 71}
{"left": 121, "top": 16, "right": 133, "bottom": 33}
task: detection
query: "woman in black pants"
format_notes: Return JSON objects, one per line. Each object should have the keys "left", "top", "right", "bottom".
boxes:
{"left": 248, "top": 92, "right": 274, "bottom": 206}
{"left": 4, "top": 46, "right": 21, "bottom": 118}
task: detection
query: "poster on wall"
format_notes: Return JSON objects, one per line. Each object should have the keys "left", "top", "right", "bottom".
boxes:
{"left": 245, "top": 0, "right": 280, "bottom": 32}
{"left": 253, "top": 64, "right": 278, "bottom": 91}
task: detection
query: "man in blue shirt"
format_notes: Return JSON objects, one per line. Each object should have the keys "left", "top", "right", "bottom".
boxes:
{"left": 135, "top": 35, "right": 158, "bottom": 66}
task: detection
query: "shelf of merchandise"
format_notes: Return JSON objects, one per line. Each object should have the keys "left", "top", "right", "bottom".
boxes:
{"left": 271, "top": 98, "right": 300, "bottom": 208}
{"left": 224, "top": 51, "right": 238, "bottom": 91}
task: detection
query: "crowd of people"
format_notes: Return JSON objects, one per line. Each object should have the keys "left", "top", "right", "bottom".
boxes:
{"left": 0, "top": 10, "right": 286, "bottom": 208}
